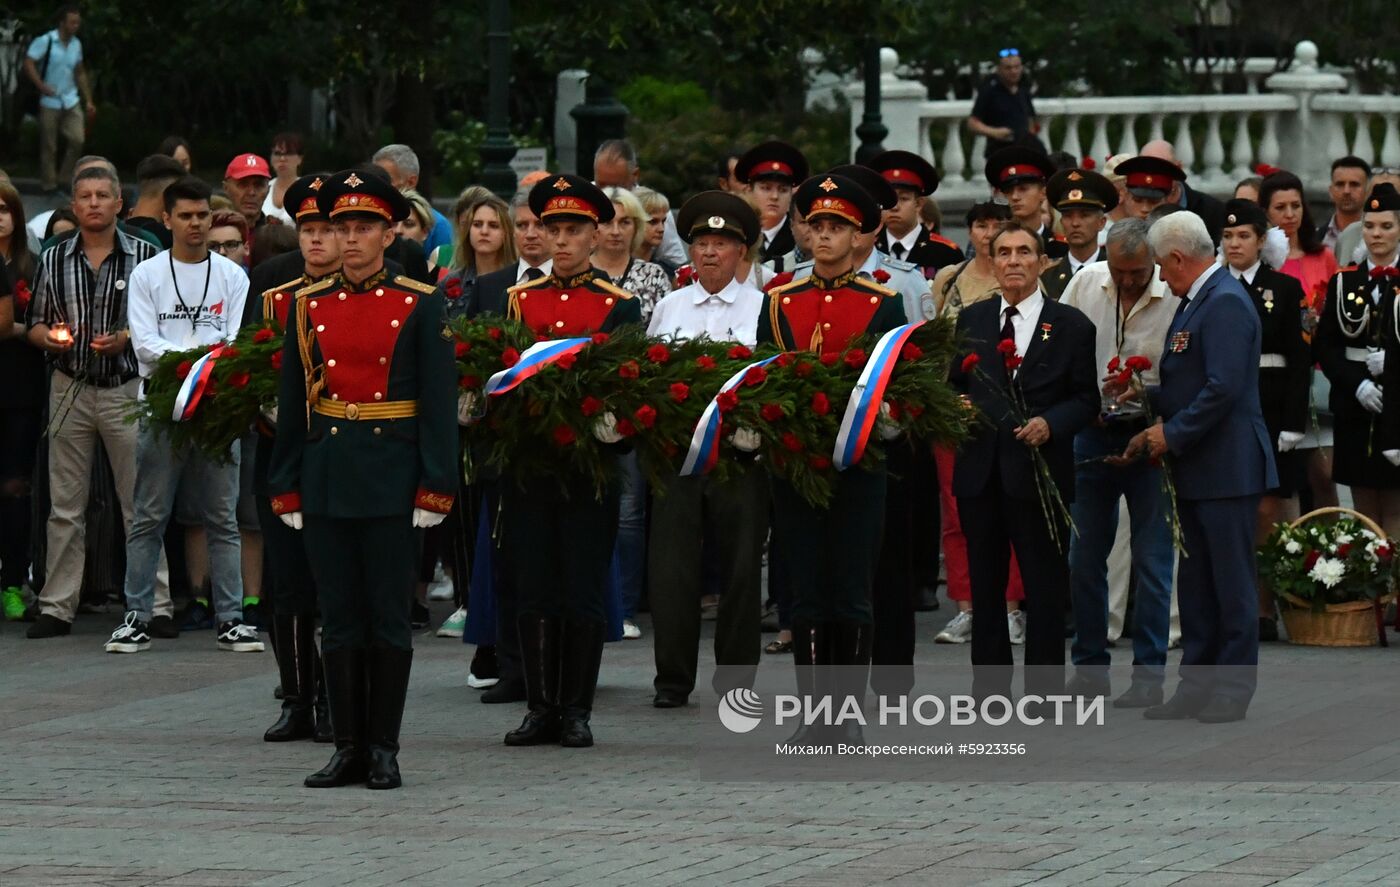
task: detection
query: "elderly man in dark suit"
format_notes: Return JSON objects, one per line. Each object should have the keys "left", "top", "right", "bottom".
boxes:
{"left": 949, "top": 224, "right": 1100, "bottom": 701}
{"left": 1121, "top": 211, "right": 1276, "bottom": 724}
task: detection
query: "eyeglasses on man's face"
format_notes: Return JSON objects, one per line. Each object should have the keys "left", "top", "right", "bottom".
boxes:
{"left": 210, "top": 239, "right": 244, "bottom": 254}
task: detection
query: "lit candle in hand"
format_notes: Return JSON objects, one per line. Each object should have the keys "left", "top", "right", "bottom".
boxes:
{"left": 51, "top": 323, "right": 73, "bottom": 345}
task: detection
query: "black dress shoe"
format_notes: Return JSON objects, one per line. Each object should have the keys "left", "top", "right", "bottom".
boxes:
{"left": 653, "top": 690, "right": 688, "bottom": 708}
{"left": 1259, "top": 617, "right": 1279, "bottom": 642}
{"left": 148, "top": 615, "right": 180, "bottom": 639}
{"left": 304, "top": 749, "right": 367, "bottom": 788}
{"left": 1196, "top": 696, "right": 1249, "bottom": 723}
{"left": 366, "top": 748, "right": 401, "bottom": 790}
{"left": 26, "top": 614, "right": 72, "bottom": 639}
{"left": 1065, "top": 673, "right": 1111, "bottom": 700}
{"left": 481, "top": 681, "right": 526, "bottom": 704}
{"left": 559, "top": 716, "right": 594, "bottom": 748}
{"left": 1112, "top": 683, "right": 1164, "bottom": 709}
{"left": 1143, "top": 694, "right": 1207, "bottom": 720}
{"left": 505, "top": 711, "right": 561, "bottom": 746}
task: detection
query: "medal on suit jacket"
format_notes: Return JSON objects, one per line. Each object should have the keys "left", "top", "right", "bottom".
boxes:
{"left": 1169, "top": 330, "right": 1190, "bottom": 353}
{"left": 1262, "top": 288, "right": 1274, "bottom": 312}
{"left": 1040, "top": 322, "right": 1052, "bottom": 341}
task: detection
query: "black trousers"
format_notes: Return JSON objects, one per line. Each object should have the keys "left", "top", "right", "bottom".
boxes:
{"left": 958, "top": 479, "right": 1068, "bottom": 697}
{"left": 649, "top": 467, "right": 768, "bottom": 697}
{"left": 873, "top": 445, "right": 919, "bottom": 674}
{"left": 304, "top": 514, "right": 415, "bottom": 651}
{"left": 256, "top": 494, "right": 317, "bottom": 616}
{"left": 501, "top": 476, "right": 618, "bottom": 623}
{"left": 770, "top": 465, "right": 886, "bottom": 625}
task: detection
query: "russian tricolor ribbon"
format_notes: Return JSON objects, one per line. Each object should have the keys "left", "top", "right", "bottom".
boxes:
{"left": 484, "top": 337, "right": 590, "bottom": 396}
{"left": 680, "top": 355, "right": 782, "bottom": 477}
{"left": 833, "top": 322, "right": 924, "bottom": 470}
{"left": 171, "top": 344, "right": 226, "bottom": 422}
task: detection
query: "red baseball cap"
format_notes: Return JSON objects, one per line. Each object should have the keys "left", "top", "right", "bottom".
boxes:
{"left": 225, "top": 153, "right": 271, "bottom": 180}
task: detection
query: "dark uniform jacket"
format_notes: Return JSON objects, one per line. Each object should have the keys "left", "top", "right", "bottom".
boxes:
{"left": 1038, "top": 248, "right": 1104, "bottom": 301}
{"left": 948, "top": 297, "right": 1099, "bottom": 502}
{"left": 760, "top": 219, "right": 797, "bottom": 272}
{"left": 1243, "top": 264, "right": 1310, "bottom": 436}
{"left": 506, "top": 267, "right": 641, "bottom": 336}
{"left": 1316, "top": 262, "right": 1387, "bottom": 425}
{"left": 877, "top": 228, "right": 964, "bottom": 273}
{"left": 268, "top": 269, "right": 458, "bottom": 519}
{"left": 757, "top": 270, "right": 906, "bottom": 355}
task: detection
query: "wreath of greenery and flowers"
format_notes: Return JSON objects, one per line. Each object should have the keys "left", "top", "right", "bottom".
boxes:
{"left": 1258, "top": 516, "right": 1397, "bottom": 611}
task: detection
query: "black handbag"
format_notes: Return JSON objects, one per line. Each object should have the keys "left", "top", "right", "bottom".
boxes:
{"left": 16, "top": 34, "right": 54, "bottom": 117}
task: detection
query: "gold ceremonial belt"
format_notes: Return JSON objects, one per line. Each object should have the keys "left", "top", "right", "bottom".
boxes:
{"left": 311, "top": 399, "right": 417, "bottom": 421}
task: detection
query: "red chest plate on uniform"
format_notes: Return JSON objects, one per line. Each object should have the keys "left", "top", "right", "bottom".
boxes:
{"left": 516, "top": 285, "right": 617, "bottom": 338}
{"left": 267, "top": 289, "right": 294, "bottom": 329}
{"left": 307, "top": 286, "right": 418, "bottom": 403}
{"left": 778, "top": 285, "right": 882, "bottom": 355}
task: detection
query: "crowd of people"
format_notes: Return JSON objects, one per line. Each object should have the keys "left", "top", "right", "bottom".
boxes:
{"left": 3, "top": 30, "right": 1399, "bottom": 785}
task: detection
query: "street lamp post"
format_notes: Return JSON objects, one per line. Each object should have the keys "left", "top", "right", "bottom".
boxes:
{"left": 854, "top": 38, "right": 887, "bottom": 163}
{"left": 479, "top": 0, "right": 518, "bottom": 198}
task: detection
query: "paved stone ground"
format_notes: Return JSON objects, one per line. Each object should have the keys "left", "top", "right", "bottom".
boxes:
{"left": 3, "top": 606, "right": 1400, "bottom": 887}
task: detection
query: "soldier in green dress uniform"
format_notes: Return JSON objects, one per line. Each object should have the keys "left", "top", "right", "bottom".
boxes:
{"left": 269, "top": 169, "right": 457, "bottom": 789}
{"left": 499, "top": 174, "right": 641, "bottom": 750}
{"left": 1039, "top": 168, "right": 1116, "bottom": 300}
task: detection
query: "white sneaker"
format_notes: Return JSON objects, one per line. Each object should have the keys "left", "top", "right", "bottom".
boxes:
{"left": 466, "top": 671, "right": 499, "bottom": 689}
{"left": 427, "top": 576, "right": 455, "bottom": 601}
{"left": 622, "top": 619, "right": 642, "bottom": 639}
{"left": 1008, "top": 610, "right": 1027, "bottom": 646}
{"left": 436, "top": 605, "right": 468, "bottom": 638}
{"left": 217, "top": 620, "right": 265, "bottom": 652}
{"left": 935, "top": 611, "right": 973, "bottom": 644}
{"left": 104, "top": 612, "right": 151, "bottom": 653}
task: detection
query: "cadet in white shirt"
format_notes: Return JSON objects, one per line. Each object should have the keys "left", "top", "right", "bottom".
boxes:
{"left": 645, "top": 191, "right": 769, "bottom": 709}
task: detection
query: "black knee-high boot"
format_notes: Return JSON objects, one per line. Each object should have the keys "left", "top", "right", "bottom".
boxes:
{"left": 504, "top": 614, "right": 561, "bottom": 745}
{"left": 304, "top": 648, "right": 367, "bottom": 787}
{"left": 265, "top": 614, "right": 316, "bottom": 741}
{"left": 365, "top": 647, "right": 413, "bottom": 790}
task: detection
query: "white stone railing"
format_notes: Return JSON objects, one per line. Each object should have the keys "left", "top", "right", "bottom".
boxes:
{"left": 850, "top": 40, "right": 1399, "bottom": 204}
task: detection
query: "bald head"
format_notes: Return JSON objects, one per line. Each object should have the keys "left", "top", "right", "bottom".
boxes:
{"left": 1140, "top": 140, "right": 1177, "bottom": 164}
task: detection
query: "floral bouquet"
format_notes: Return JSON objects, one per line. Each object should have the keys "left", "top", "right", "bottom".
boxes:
{"left": 1259, "top": 515, "right": 1396, "bottom": 611}
{"left": 1108, "top": 354, "right": 1187, "bottom": 555}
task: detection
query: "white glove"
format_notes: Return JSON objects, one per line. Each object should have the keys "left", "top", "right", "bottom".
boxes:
{"left": 1357, "top": 380, "right": 1385, "bottom": 414}
{"left": 1367, "top": 349, "right": 1387, "bottom": 377}
{"left": 457, "top": 392, "right": 480, "bottom": 426}
{"left": 1385, "top": 449, "right": 1400, "bottom": 467}
{"left": 279, "top": 511, "right": 303, "bottom": 531}
{"left": 877, "top": 401, "right": 902, "bottom": 441}
{"left": 261, "top": 405, "right": 278, "bottom": 425}
{"left": 413, "top": 507, "right": 447, "bottom": 528}
{"left": 593, "top": 412, "right": 624, "bottom": 444}
{"left": 730, "top": 427, "right": 762, "bottom": 452}
{"left": 1276, "top": 430, "right": 1305, "bottom": 452}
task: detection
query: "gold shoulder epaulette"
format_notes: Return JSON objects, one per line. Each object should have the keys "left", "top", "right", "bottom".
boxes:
{"left": 767, "top": 275, "right": 810, "bottom": 296}
{"left": 294, "top": 277, "right": 338, "bottom": 299}
{"left": 392, "top": 275, "right": 437, "bottom": 295}
{"left": 591, "top": 277, "right": 635, "bottom": 300}
{"left": 262, "top": 276, "right": 305, "bottom": 302}
{"left": 507, "top": 275, "right": 553, "bottom": 295}
{"left": 850, "top": 275, "right": 898, "bottom": 298}
{"left": 929, "top": 232, "right": 959, "bottom": 249}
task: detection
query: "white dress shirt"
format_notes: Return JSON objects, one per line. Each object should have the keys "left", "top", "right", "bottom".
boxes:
{"left": 761, "top": 221, "right": 785, "bottom": 250}
{"left": 886, "top": 226, "right": 921, "bottom": 260}
{"left": 1231, "top": 258, "right": 1261, "bottom": 286}
{"left": 646, "top": 277, "right": 764, "bottom": 346}
{"left": 1060, "top": 260, "right": 1175, "bottom": 386}
{"left": 516, "top": 257, "right": 552, "bottom": 282}
{"left": 1181, "top": 263, "right": 1218, "bottom": 304}
{"left": 997, "top": 288, "right": 1045, "bottom": 359}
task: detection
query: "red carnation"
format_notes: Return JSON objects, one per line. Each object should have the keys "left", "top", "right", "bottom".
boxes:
{"left": 1125, "top": 355, "right": 1153, "bottom": 373}
{"left": 1254, "top": 163, "right": 1281, "bottom": 177}
{"left": 551, "top": 424, "right": 577, "bottom": 447}
{"left": 487, "top": 327, "right": 503, "bottom": 340}
{"left": 454, "top": 341, "right": 471, "bottom": 358}
{"left": 270, "top": 350, "right": 283, "bottom": 370}
{"left": 253, "top": 327, "right": 276, "bottom": 344}
{"left": 1303, "top": 550, "right": 1321, "bottom": 571}
{"left": 743, "top": 365, "right": 768, "bottom": 386}
{"left": 634, "top": 404, "right": 658, "bottom": 429}
{"left": 997, "top": 339, "right": 1017, "bottom": 355}
{"left": 1114, "top": 368, "right": 1132, "bottom": 385}
{"left": 1006, "top": 355, "right": 1024, "bottom": 371}
{"left": 808, "top": 454, "right": 832, "bottom": 470}
{"left": 716, "top": 390, "right": 740, "bottom": 413}
{"left": 616, "top": 418, "right": 638, "bottom": 437}
{"left": 901, "top": 342, "right": 923, "bottom": 361}
{"left": 844, "top": 349, "right": 867, "bottom": 369}
{"left": 696, "top": 355, "right": 717, "bottom": 370}
{"left": 618, "top": 360, "right": 640, "bottom": 379}
{"left": 1081, "top": 157, "right": 1097, "bottom": 170}
{"left": 887, "top": 402, "right": 904, "bottom": 421}
{"left": 459, "top": 375, "right": 481, "bottom": 389}
{"left": 819, "top": 353, "right": 839, "bottom": 366}
{"left": 676, "top": 266, "right": 695, "bottom": 286}
{"left": 1378, "top": 544, "right": 1394, "bottom": 562}
{"left": 12, "top": 280, "right": 31, "bottom": 312}
{"left": 555, "top": 351, "right": 577, "bottom": 370}
{"left": 811, "top": 392, "right": 831, "bottom": 415}
{"left": 728, "top": 344, "right": 753, "bottom": 360}
{"left": 1337, "top": 543, "right": 1352, "bottom": 558}
{"left": 581, "top": 396, "right": 605, "bottom": 417}
{"left": 794, "top": 361, "right": 814, "bottom": 377}
{"left": 646, "top": 343, "right": 671, "bottom": 364}
{"left": 229, "top": 370, "right": 251, "bottom": 389}
{"left": 873, "top": 269, "right": 891, "bottom": 284}
{"left": 444, "top": 278, "right": 463, "bottom": 300}
{"left": 591, "top": 332, "right": 610, "bottom": 345}
{"left": 501, "top": 347, "right": 521, "bottom": 368}
{"left": 222, "top": 346, "right": 240, "bottom": 359}
{"left": 176, "top": 360, "right": 193, "bottom": 379}
{"left": 781, "top": 432, "right": 803, "bottom": 452}
{"left": 906, "top": 403, "right": 925, "bottom": 419}
{"left": 1107, "top": 355, "right": 1121, "bottom": 372}
{"left": 774, "top": 352, "right": 794, "bottom": 367}
{"left": 961, "top": 353, "right": 981, "bottom": 373}
{"left": 760, "top": 403, "right": 785, "bottom": 423}
{"left": 669, "top": 382, "right": 690, "bottom": 402}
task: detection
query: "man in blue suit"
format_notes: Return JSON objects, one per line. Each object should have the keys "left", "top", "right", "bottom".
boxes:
{"left": 1120, "top": 211, "right": 1276, "bottom": 723}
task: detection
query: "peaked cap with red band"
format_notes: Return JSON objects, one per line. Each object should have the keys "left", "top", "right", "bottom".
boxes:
{"left": 984, "top": 145, "right": 1055, "bottom": 191}
{"left": 735, "top": 141, "right": 809, "bottom": 185}
{"left": 1114, "top": 155, "right": 1186, "bottom": 198}
{"left": 866, "top": 149, "right": 939, "bottom": 196}
{"left": 284, "top": 172, "right": 333, "bottom": 224}
{"left": 794, "top": 174, "right": 882, "bottom": 234}
{"left": 316, "top": 168, "right": 411, "bottom": 223}
{"left": 527, "top": 173, "right": 615, "bottom": 225}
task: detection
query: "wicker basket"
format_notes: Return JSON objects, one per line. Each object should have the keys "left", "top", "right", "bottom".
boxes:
{"left": 1276, "top": 507, "right": 1394, "bottom": 647}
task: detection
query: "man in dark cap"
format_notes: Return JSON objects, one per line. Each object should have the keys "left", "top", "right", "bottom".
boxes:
{"left": 1040, "top": 168, "right": 1118, "bottom": 300}
{"left": 645, "top": 191, "right": 768, "bottom": 709}
{"left": 269, "top": 168, "right": 457, "bottom": 789}
{"left": 759, "top": 174, "right": 906, "bottom": 745}
{"left": 735, "top": 141, "right": 809, "bottom": 272}
{"left": 1114, "top": 155, "right": 1185, "bottom": 224}
{"left": 496, "top": 173, "right": 641, "bottom": 750}
{"left": 867, "top": 149, "right": 964, "bottom": 272}
{"left": 985, "top": 145, "right": 1068, "bottom": 259}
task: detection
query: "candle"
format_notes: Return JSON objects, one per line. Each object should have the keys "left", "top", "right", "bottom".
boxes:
{"left": 51, "top": 323, "right": 73, "bottom": 345}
